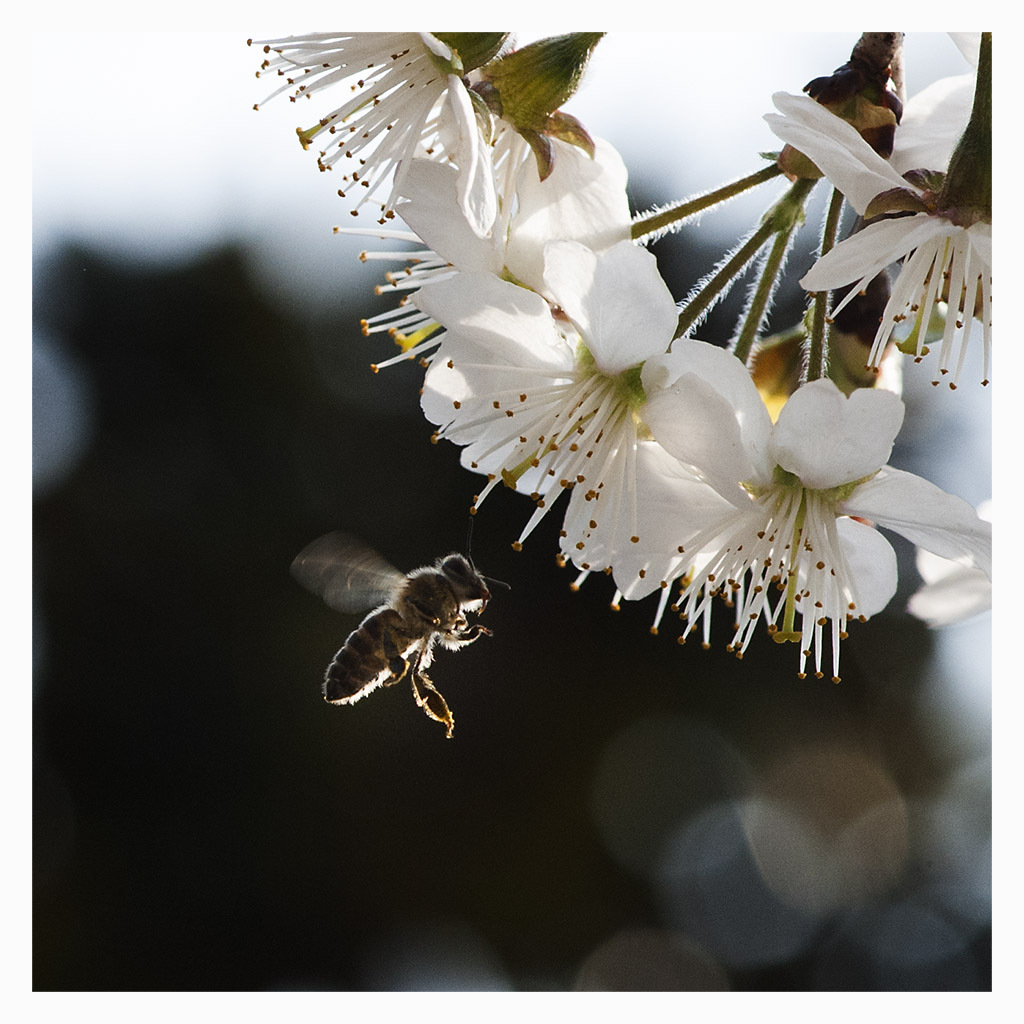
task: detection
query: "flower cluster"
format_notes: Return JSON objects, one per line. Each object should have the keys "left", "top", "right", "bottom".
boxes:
{"left": 254, "top": 32, "right": 992, "bottom": 680}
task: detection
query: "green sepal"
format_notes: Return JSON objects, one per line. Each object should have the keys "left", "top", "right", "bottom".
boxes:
{"left": 777, "top": 143, "right": 823, "bottom": 181}
{"left": 545, "top": 110, "right": 595, "bottom": 158}
{"left": 481, "top": 32, "right": 603, "bottom": 131}
{"left": 520, "top": 129, "right": 555, "bottom": 181}
{"left": 902, "top": 168, "right": 946, "bottom": 194}
{"left": 467, "top": 88, "right": 496, "bottom": 147}
{"left": 430, "top": 33, "right": 509, "bottom": 73}
{"left": 939, "top": 32, "right": 991, "bottom": 224}
{"left": 519, "top": 112, "right": 596, "bottom": 180}
{"left": 864, "top": 186, "right": 932, "bottom": 219}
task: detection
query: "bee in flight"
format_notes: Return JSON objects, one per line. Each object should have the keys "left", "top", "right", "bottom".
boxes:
{"left": 290, "top": 532, "right": 497, "bottom": 738}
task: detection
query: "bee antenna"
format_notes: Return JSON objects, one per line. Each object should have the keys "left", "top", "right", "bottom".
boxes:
{"left": 464, "top": 515, "right": 508, "bottom": 590}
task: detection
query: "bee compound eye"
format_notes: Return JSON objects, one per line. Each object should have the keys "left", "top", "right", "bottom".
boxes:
{"left": 440, "top": 555, "right": 473, "bottom": 579}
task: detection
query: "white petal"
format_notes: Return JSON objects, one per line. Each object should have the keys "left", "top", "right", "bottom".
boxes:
{"left": 893, "top": 74, "right": 974, "bottom": 176}
{"left": 443, "top": 77, "right": 497, "bottom": 238}
{"left": 643, "top": 340, "right": 775, "bottom": 472}
{"left": 841, "top": 467, "right": 992, "bottom": 579}
{"left": 395, "top": 160, "right": 502, "bottom": 274}
{"left": 645, "top": 374, "right": 761, "bottom": 504}
{"left": 543, "top": 240, "right": 676, "bottom": 374}
{"left": 916, "top": 546, "right": 970, "bottom": 585}
{"left": 505, "top": 137, "right": 632, "bottom": 292}
{"left": 612, "top": 441, "right": 737, "bottom": 601}
{"left": 770, "top": 380, "right": 904, "bottom": 489}
{"left": 800, "top": 214, "right": 946, "bottom": 293}
{"left": 968, "top": 221, "right": 992, "bottom": 269}
{"left": 907, "top": 566, "right": 991, "bottom": 628}
{"left": 560, "top": 416, "right": 643, "bottom": 572}
{"left": 948, "top": 33, "right": 981, "bottom": 68}
{"left": 765, "top": 92, "right": 909, "bottom": 215}
{"left": 836, "top": 517, "right": 899, "bottom": 618}
{"left": 419, "top": 33, "right": 452, "bottom": 60}
{"left": 415, "top": 271, "right": 570, "bottom": 374}
{"left": 417, "top": 272, "right": 574, "bottom": 475}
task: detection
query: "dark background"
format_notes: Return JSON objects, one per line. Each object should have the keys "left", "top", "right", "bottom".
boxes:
{"left": 32, "top": 202, "right": 992, "bottom": 990}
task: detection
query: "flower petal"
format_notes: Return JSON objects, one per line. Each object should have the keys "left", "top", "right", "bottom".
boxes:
{"left": 770, "top": 380, "right": 904, "bottom": 489}
{"left": 892, "top": 74, "right": 974, "bottom": 176}
{"left": 443, "top": 76, "right": 498, "bottom": 238}
{"left": 948, "top": 33, "right": 981, "bottom": 67}
{"left": 841, "top": 467, "right": 992, "bottom": 578}
{"left": 967, "top": 221, "right": 992, "bottom": 269}
{"left": 416, "top": 272, "right": 575, "bottom": 490}
{"left": 395, "top": 159, "right": 502, "bottom": 274}
{"left": 505, "top": 137, "right": 632, "bottom": 293}
{"left": 907, "top": 565, "right": 991, "bottom": 627}
{"left": 612, "top": 441, "right": 738, "bottom": 600}
{"left": 765, "top": 92, "right": 910, "bottom": 214}
{"left": 836, "top": 516, "right": 899, "bottom": 618}
{"left": 800, "top": 213, "right": 946, "bottom": 293}
{"left": 643, "top": 341, "right": 775, "bottom": 494}
{"left": 543, "top": 240, "right": 677, "bottom": 374}
{"left": 645, "top": 340, "right": 775, "bottom": 461}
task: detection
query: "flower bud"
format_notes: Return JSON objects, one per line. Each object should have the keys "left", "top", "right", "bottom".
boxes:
{"left": 778, "top": 33, "right": 903, "bottom": 179}
{"left": 479, "top": 32, "right": 603, "bottom": 176}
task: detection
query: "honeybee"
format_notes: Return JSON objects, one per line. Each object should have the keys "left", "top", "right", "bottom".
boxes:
{"left": 290, "top": 532, "right": 496, "bottom": 738}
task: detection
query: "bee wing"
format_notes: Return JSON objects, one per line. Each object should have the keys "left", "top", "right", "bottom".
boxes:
{"left": 290, "top": 532, "right": 405, "bottom": 614}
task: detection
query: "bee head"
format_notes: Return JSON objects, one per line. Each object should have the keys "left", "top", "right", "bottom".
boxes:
{"left": 439, "top": 554, "right": 491, "bottom": 610}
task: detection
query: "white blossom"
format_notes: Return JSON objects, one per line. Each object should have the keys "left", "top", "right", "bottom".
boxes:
{"left": 414, "top": 239, "right": 677, "bottom": 566}
{"left": 348, "top": 137, "right": 631, "bottom": 369}
{"left": 252, "top": 33, "right": 496, "bottom": 234}
{"left": 614, "top": 342, "right": 990, "bottom": 679}
{"left": 765, "top": 91, "right": 991, "bottom": 388}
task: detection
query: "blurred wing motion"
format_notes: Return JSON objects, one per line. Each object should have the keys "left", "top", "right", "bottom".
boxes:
{"left": 290, "top": 532, "right": 405, "bottom": 614}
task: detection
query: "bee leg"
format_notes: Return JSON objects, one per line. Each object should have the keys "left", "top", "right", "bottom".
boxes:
{"left": 410, "top": 670, "right": 455, "bottom": 739}
{"left": 382, "top": 655, "right": 410, "bottom": 687}
{"left": 380, "top": 622, "right": 418, "bottom": 687}
{"left": 441, "top": 623, "right": 492, "bottom": 651}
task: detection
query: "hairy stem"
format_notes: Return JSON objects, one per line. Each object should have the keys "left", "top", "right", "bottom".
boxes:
{"left": 631, "top": 164, "right": 782, "bottom": 242}
{"left": 804, "top": 187, "right": 844, "bottom": 382}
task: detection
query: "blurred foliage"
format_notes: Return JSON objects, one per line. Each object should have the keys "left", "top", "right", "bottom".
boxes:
{"left": 32, "top": 236, "right": 990, "bottom": 991}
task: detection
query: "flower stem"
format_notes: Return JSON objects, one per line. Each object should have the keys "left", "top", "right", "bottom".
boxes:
{"left": 631, "top": 164, "right": 782, "bottom": 243}
{"left": 804, "top": 187, "right": 845, "bottom": 383}
{"left": 733, "top": 177, "right": 816, "bottom": 366}
{"left": 673, "top": 221, "right": 775, "bottom": 340}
